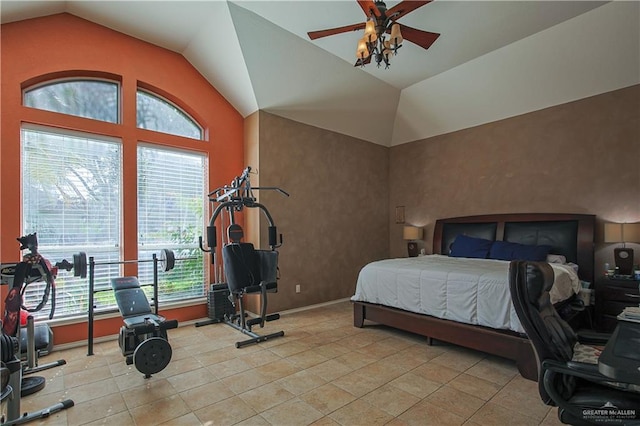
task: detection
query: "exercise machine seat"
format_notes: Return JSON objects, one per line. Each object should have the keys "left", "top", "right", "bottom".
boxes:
{"left": 223, "top": 243, "right": 278, "bottom": 294}
{"left": 111, "top": 277, "right": 165, "bottom": 329}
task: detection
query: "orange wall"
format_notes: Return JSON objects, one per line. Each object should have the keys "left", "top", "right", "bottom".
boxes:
{"left": 1, "top": 13, "right": 244, "bottom": 345}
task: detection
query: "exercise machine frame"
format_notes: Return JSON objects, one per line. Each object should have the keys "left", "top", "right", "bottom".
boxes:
{"left": 197, "top": 167, "right": 288, "bottom": 348}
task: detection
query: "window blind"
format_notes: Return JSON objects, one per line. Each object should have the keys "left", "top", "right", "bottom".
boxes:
{"left": 137, "top": 145, "right": 207, "bottom": 301}
{"left": 21, "top": 126, "right": 122, "bottom": 319}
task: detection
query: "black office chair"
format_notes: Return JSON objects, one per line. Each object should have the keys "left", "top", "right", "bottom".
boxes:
{"left": 509, "top": 260, "right": 640, "bottom": 425}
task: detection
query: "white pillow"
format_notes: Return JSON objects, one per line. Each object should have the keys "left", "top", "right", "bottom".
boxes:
{"left": 546, "top": 254, "right": 567, "bottom": 264}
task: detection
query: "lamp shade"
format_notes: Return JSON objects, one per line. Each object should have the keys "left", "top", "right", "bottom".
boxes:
{"left": 604, "top": 223, "right": 623, "bottom": 243}
{"left": 622, "top": 223, "right": 640, "bottom": 243}
{"left": 605, "top": 222, "right": 640, "bottom": 243}
{"left": 390, "top": 23, "right": 403, "bottom": 46}
{"left": 364, "top": 19, "right": 377, "bottom": 42}
{"left": 403, "top": 226, "right": 423, "bottom": 241}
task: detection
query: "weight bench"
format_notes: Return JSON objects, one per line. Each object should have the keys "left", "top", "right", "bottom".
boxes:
{"left": 111, "top": 276, "right": 178, "bottom": 378}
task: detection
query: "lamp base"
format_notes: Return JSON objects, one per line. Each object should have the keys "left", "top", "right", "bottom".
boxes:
{"left": 407, "top": 242, "right": 419, "bottom": 258}
{"left": 614, "top": 247, "right": 634, "bottom": 275}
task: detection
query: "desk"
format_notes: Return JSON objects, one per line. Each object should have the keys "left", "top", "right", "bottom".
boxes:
{"left": 598, "top": 320, "right": 640, "bottom": 384}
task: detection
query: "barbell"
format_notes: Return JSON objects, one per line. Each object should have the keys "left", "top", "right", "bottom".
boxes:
{"left": 56, "top": 249, "right": 176, "bottom": 279}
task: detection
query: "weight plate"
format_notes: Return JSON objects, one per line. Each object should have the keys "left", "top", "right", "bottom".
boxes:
{"left": 133, "top": 337, "right": 172, "bottom": 376}
{"left": 73, "top": 252, "right": 87, "bottom": 279}
{"left": 160, "top": 249, "right": 175, "bottom": 272}
{"left": 21, "top": 375, "right": 45, "bottom": 397}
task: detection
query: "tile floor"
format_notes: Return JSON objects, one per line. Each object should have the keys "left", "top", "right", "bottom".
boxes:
{"left": 12, "top": 301, "right": 564, "bottom": 425}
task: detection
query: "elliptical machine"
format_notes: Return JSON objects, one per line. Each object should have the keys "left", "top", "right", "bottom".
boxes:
{"left": 1, "top": 234, "right": 74, "bottom": 425}
{"left": 197, "top": 167, "right": 289, "bottom": 348}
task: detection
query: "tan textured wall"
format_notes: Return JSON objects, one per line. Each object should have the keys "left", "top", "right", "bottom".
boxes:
{"left": 255, "top": 111, "right": 389, "bottom": 312}
{"left": 389, "top": 85, "right": 640, "bottom": 281}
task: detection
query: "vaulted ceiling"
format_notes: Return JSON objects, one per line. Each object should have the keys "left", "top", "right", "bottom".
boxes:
{"left": 2, "top": 1, "right": 638, "bottom": 146}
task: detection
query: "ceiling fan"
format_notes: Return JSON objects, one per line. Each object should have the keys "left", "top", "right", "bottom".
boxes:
{"left": 307, "top": 0, "right": 440, "bottom": 68}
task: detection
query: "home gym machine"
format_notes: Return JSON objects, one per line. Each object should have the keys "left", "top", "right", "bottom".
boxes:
{"left": 197, "top": 167, "right": 289, "bottom": 348}
{"left": 1, "top": 234, "right": 74, "bottom": 425}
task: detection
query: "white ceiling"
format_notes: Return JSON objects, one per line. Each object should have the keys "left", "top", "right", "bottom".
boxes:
{"left": 3, "top": 0, "right": 634, "bottom": 147}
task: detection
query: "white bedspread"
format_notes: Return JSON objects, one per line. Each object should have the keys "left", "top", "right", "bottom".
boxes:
{"left": 351, "top": 254, "right": 580, "bottom": 334}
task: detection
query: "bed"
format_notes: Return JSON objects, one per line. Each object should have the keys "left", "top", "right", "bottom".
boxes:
{"left": 352, "top": 213, "right": 595, "bottom": 380}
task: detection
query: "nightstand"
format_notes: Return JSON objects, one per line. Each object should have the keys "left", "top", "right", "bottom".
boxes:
{"left": 594, "top": 276, "right": 640, "bottom": 332}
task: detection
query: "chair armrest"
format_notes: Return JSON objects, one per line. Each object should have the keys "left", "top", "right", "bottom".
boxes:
{"left": 576, "top": 329, "right": 610, "bottom": 346}
{"left": 542, "top": 359, "right": 613, "bottom": 384}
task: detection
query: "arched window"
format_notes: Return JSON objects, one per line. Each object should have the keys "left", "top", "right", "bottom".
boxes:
{"left": 24, "top": 79, "right": 119, "bottom": 123}
{"left": 136, "top": 90, "right": 202, "bottom": 139}
{"left": 20, "top": 77, "right": 207, "bottom": 320}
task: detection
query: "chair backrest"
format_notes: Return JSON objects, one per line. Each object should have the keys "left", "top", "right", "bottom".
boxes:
{"left": 223, "top": 243, "right": 261, "bottom": 292}
{"left": 111, "top": 276, "right": 152, "bottom": 318}
{"left": 509, "top": 260, "right": 578, "bottom": 403}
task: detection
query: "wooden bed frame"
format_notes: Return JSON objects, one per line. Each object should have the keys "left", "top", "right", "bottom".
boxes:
{"left": 353, "top": 213, "right": 595, "bottom": 380}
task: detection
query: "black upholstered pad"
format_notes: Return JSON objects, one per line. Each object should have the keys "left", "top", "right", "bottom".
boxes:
{"left": 504, "top": 221, "right": 578, "bottom": 264}
{"left": 111, "top": 277, "right": 153, "bottom": 319}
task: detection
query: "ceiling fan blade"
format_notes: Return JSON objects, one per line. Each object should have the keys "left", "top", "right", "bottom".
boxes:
{"left": 308, "top": 22, "right": 366, "bottom": 40}
{"left": 387, "top": 1, "right": 432, "bottom": 21}
{"left": 357, "top": 0, "right": 381, "bottom": 18}
{"left": 396, "top": 23, "right": 440, "bottom": 50}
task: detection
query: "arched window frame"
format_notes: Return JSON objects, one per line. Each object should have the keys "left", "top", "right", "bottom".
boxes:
{"left": 22, "top": 77, "right": 122, "bottom": 124}
{"left": 136, "top": 87, "right": 204, "bottom": 140}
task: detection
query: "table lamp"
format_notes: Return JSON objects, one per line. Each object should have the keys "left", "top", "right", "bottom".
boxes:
{"left": 403, "top": 225, "right": 423, "bottom": 257}
{"left": 604, "top": 222, "right": 640, "bottom": 275}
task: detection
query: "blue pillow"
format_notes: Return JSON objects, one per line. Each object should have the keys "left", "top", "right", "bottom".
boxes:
{"left": 489, "top": 240, "right": 552, "bottom": 261}
{"left": 449, "top": 235, "right": 493, "bottom": 259}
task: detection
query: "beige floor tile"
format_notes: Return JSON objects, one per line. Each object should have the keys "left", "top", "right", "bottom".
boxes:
{"left": 62, "top": 364, "right": 112, "bottom": 389}
{"left": 260, "top": 397, "right": 324, "bottom": 425}
{"left": 307, "top": 359, "right": 354, "bottom": 382}
{"left": 431, "top": 347, "right": 485, "bottom": 372}
{"left": 120, "top": 378, "right": 177, "bottom": 409}
{"left": 328, "top": 399, "right": 394, "bottom": 426}
{"left": 448, "top": 373, "right": 502, "bottom": 401}
{"left": 399, "top": 400, "right": 466, "bottom": 426}
{"left": 166, "top": 366, "right": 217, "bottom": 393}
{"left": 208, "top": 356, "right": 253, "bottom": 379}
{"left": 179, "top": 379, "right": 235, "bottom": 411}
{"left": 235, "top": 414, "right": 272, "bottom": 426}
{"left": 63, "top": 377, "right": 120, "bottom": 405}
{"left": 389, "top": 371, "right": 442, "bottom": 399}
{"left": 331, "top": 368, "right": 386, "bottom": 398}
{"left": 299, "top": 383, "right": 357, "bottom": 414}
{"left": 465, "top": 358, "right": 517, "bottom": 387}
{"left": 412, "top": 362, "right": 461, "bottom": 384}
{"left": 221, "top": 368, "right": 271, "bottom": 394}
{"left": 194, "top": 395, "right": 257, "bottom": 425}
{"left": 158, "top": 411, "right": 203, "bottom": 425}
{"left": 285, "top": 348, "right": 330, "bottom": 369}
{"left": 84, "top": 409, "right": 136, "bottom": 425}
{"left": 238, "top": 381, "right": 296, "bottom": 412}
{"left": 426, "top": 385, "right": 485, "bottom": 419}
{"left": 468, "top": 401, "right": 540, "bottom": 426}
{"left": 240, "top": 348, "right": 283, "bottom": 367}
{"left": 130, "top": 394, "right": 191, "bottom": 425}
{"left": 255, "top": 358, "right": 301, "bottom": 382}
{"left": 65, "top": 391, "right": 128, "bottom": 425}
{"left": 276, "top": 369, "right": 327, "bottom": 395}
{"left": 362, "top": 383, "right": 421, "bottom": 417}
{"left": 489, "top": 376, "right": 550, "bottom": 422}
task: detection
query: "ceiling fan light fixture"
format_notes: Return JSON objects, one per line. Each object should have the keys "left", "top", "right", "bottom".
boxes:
{"left": 364, "top": 19, "right": 377, "bottom": 43}
{"left": 390, "top": 22, "right": 403, "bottom": 47}
{"left": 356, "top": 37, "right": 369, "bottom": 59}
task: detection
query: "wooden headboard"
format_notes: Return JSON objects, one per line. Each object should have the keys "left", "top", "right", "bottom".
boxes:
{"left": 433, "top": 213, "right": 595, "bottom": 284}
